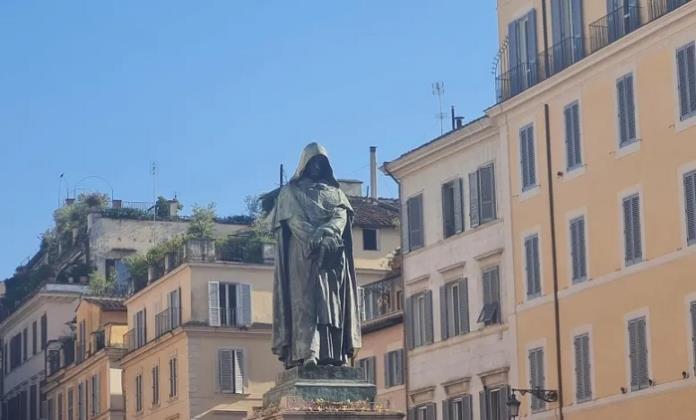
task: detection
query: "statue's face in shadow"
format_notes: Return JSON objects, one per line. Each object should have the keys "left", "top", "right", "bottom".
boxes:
{"left": 304, "top": 155, "right": 331, "bottom": 183}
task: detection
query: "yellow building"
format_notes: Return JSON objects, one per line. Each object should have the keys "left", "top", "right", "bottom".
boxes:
{"left": 490, "top": 0, "right": 696, "bottom": 418}
{"left": 44, "top": 296, "right": 128, "bottom": 420}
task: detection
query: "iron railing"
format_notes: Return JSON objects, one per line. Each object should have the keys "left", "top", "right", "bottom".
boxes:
{"left": 649, "top": 0, "right": 691, "bottom": 19}
{"left": 94, "top": 330, "right": 105, "bottom": 352}
{"left": 155, "top": 307, "right": 180, "bottom": 337}
{"left": 75, "top": 341, "right": 86, "bottom": 364}
{"left": 124, "top": 329, "right": 136, "bottom": 352}
{"left": 361, "top": 276, "right": 402, "bottom": 322}
{"left": 590, "top": 6, "right": 642, "bottom": 53}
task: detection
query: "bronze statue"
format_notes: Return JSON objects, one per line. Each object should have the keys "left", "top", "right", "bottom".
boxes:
{"left": 271, "top": 143, "right": 361, "bottom": 369}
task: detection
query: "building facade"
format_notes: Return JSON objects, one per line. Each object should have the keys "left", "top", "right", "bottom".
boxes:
{"left": 44, "top": 297, "right": 128, "bottom": 420}
{"left": 384, "top": 116, "right": 517, "bottom": 420}
{"left": 491, "top": 0, "right": 696, "bottom": 418}
{"left": 0, "top": 284, "right": 88, "bottom": 420}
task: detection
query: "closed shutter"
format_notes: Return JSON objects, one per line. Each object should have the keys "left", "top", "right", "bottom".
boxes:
{"left": 406, "top": 296, "right": 415, "bottom": 350}
{"left": 408, "top": 408, "right": 416, "bottom": 420}
{"left": 469, "top": 172, "right": 480, "bottom": 228}
{"left": 440, "top": 286, "right": 449, "bottom": 341}
{"left": 208, "top": 281, "right": 221, "bottom": 326}
{"left": 458, "top": 278, "right": 470, "bottom": 334}
{"left": 688, "top": 44, "right": 696, "bottom": 117}
{"left": 526, "top": 9, "right": 539, "bottom": 85}
{"left": 526, "top": 126, "right": 536, "bottom": 187}
{"left": 623, "top": 195, "right": 643, "bottom": 264}
{"left": 570, "top": 217, "right": 586, "bottom": 282}
{"left": 384, "top": 353, "right": 391, "bottom": 388}
{"left": 625, "top": 75, "right": 636, "bottom": 141}
{"left": 508, "top": 19, "right": 520, "bottom": 96}
{"left": 424, "top": 291, "right": 434, "bottom": 345}
{"left": 454, "top": 179, "right": 464, "bottom": 233}
{"left": 678, "top": 46, "right": 690, "bottom": 118}
{"left": 617, "top": 76, "right": 629, "bottom": 146}
{"left": 628, "top": 319, "right": 639, "bottom": 390}
{"left": 441, "top": 400, "right": 450, "bottom": 420}
{"left": 571, "top": 0, "right": 584, "bottom": 60}
{"left": 520, "top": 126, "right": 531, "bottom": 189}
{"left": 236, "top": 284, "right": 252, "bottom": 327}
{"left": 637, "top": 318, "right": 649, "bottom": 389}
{"left": 442, "top": 183, "right": 452, "bottom": 238}
{"left": 396, "top": 349, "right": 404, "bottom": 385}
{"left": 479, "top": 164, "right": 496, "bottom": 222}
{"left": 623, "top": 196, "right": 635, "bottom": 263}
{"left": 219, "top": 350, "right": 234, "bottom": 392}
{"left": 691, "top": 302, "right": 696, "bottom": 372}
{"left": 529, "top": 348, "right": 545, "bottom": 410}
{"left": 629, "top": 317, "right": 648, "bottom": 390}
{"left": 463, "top": 395, "right": 473, "bottom": 420}
{"left": 479, "top": 391, "right": 488, "bottom": 420}
{"left": 408, "top": 196, "right": 424, "bottom": 250}
{"left": 95, "top": 374, "right": 100, "bottom": 414}
{"left": 234, "top": 350, "right": 245, "bottom": 394}
{"left": 565, "top": 103, "right": 582, "bottom": 169}
{"left": 143, "top": 308, "right": 147, "bottom": 345}
{"left": 685, "top": 171, "right": 696, "bottom": 243}
{"left": 574, "top": 334, "right": 591, "bottom": 401}
{"left": 401, "top": 202, "right": 410, "bottom": 252}
{"left": 525, "top": 235, "right": 540, "bottom": 296}
{"left": 425, "top": 403, "right": 436, "bottom": 420}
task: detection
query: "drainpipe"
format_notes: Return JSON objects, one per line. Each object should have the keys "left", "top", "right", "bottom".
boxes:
{"left": 382, "top": 163, "right": 409, "bottom": 413}
{"left": 544, "top": 104, "right": 564, "bottom": 420}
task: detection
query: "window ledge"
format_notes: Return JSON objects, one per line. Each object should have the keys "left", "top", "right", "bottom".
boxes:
{"left": 614, "top": 140, "right": 641, "bottom": 159}
{"left": 519, "top": 185, "right": 541, "bottom": 202}
{"left": 560, "top": 164, "right": 586, "bottom": 182}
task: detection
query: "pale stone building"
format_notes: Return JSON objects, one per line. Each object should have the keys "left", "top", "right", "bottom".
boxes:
{"left": 384, "top": 116, "right": 517, "bottom": 420}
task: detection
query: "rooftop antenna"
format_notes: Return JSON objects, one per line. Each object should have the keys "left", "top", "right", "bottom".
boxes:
{"left": 280, "top": 164, "right": 284, "bottom": 187}
{"left": 151, "top": 161, "right": 157, "bottom": 222}
{"left": 432, "top": 81, "right": 446, "bottom": 135}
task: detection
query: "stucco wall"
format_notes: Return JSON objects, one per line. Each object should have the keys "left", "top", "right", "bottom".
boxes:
{"left": 359, "top": 322, "right": 406, "bottom": 412}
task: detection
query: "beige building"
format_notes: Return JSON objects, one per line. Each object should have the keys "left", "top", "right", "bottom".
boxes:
{"left": 384, "top": 116, "right": 517, "bottom": 420}
{"left": 44, "top": 296, "right": 128, "bottom": 420}
{"left": 0, "top": 284, "right": 88, "bottom": 419}
{"left": 490, "top": 0, "right": 696, "bottom": 418}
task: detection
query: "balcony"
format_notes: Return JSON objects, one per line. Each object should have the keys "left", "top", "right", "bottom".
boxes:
{"left": 75, "top": 341, "right": 86, "bottom": 364}
{"left": 94, "top": 330, "right": 105, "bottom": 353}
{"left": 361, "top": 276, "right": 402, "bottom": 324}
{"left": 155, "top": 307, "right": 181, "bottom": 337}
{"left": 124, "top": 329, "right": 136, "bottom": 352}
{"left": 494, "top": 0, "right": 692, "bottom": 103}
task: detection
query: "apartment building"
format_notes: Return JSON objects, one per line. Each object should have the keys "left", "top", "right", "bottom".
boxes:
{"left": 357, "top": 272, "right": 406, "bottom": 412}
{"left": 384, "top": 116, "right": 517, "bottom": 420}
{"left": 43, "top": 296, "right": 128, "bottom": 420}
{"left": 490, "top": 0, "right": 696, "bottom": 418}
{"left": 0, "top": 284, "right": 88, "bottom": 420}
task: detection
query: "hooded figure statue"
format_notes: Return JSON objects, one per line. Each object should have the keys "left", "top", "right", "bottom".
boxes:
{"left": 271, "top": 143, "right": 361, "bottom": 369}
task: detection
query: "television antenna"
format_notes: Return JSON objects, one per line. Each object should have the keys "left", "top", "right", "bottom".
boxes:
{"left": 432, "top": 81, "right": 446, "bottom": 135}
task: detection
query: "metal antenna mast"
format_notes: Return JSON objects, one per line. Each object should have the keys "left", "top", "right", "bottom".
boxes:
{"left": 432, "top": 81, "right": 446, "bottom": 135}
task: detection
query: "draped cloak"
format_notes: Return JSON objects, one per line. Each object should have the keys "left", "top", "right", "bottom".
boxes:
{"left": 271, "top": 143, "right": 361, "bottom": 368}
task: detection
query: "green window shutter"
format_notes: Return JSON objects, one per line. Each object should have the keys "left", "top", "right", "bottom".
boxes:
{"left": 631, "top": 195, "right": 642, "bottom": 262}
{"left": 637, "top": 318, "right": 649, "bottom": 389}
{"left": 628, "top": 317, "right": 649, "bottom": 390}
{"left": 440, "top": 285, "right": 449, "bottom": 341}
{"left": 396, "top": 349, "right": 404, "bottom": 385}
{"left": 384, "top": 353, "right": 391, "bottom": 388}
{"left": 454, "top": 178, "right": 464, "bottom": 233}
{"left": 684, "top": 171, "right": 696, "bottom": 243}
{"left": 479, "top": 390, "right": 488, "bottom": 420}
{"left": 529, "top": 348, "right": 545, "bottom": 410}
{"left": 236, "top": 284, "right": 252, "bottom": 327}
{"left": 441, "top": 400, "right": 450, "bottom": 420}
{"left": 442, "top": 182, "right": 454, "bottom": 238}
{"left": 570, "top": 217, "right": 586, "bottom": 282}
{"left": 425, "top": 291, "right": 434, "bottom": 345}
{"left": 677, "top": 46, "right": 690, "bottom": 118}
{"left": 625, "top": 75, "right": 637, "bottom": 141}
{"left": 408, "top": 195, "right": 424, "bottom": 249}
{"left": 520, "top": 126, "right": 535, "bottom": 189}
{"left": 490, "top": 267, "right": 501, "bottom": 323}
{"left": 458, "top": 278, "right": 470, "bottom": 334}
{"left": 690, "top": 302, "right": 696, "bottom": 373}
{"left": 406, "top": 296, "right": 415, "bottom": 350}
{"left": 469, "top": 172, "right": 480, "bottom": 228}
{"left": 479, "top": 164, "right": 497, "bottom": 222}
{"left": 687, "top": 44, "right": 696, "bottom": 115}
{"left": 401, "top": 202, "right": 410, "bottom": 252}
{"left": 574, "top": 334, "right": 592, "bottom": 401}
{"left": 525, "top": 235, "right": 540, "bottom": 296}
{"left": 617, "top": 76, "right": 629, "bottom": 146}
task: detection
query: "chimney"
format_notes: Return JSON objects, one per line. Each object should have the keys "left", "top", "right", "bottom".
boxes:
{"left": 370, "top": 146, "right": 378, "bottom": 200}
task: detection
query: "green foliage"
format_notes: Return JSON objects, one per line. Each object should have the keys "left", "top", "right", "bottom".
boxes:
{"left": 124, "top": 254, "right": 148, "bottom": 292}
{"left": 3, "top": 265, "right": 54, "bottom": 312}
{"left": 88, "top": 272, "right": 116, "bottom": 296}
{"left": 187, "top": 203, "right": 216, "bottom": 239}
{"left": 155, "top": 196, "right": 182, "bottom": 219}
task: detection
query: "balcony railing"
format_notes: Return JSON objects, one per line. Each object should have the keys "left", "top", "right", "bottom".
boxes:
{"left": 590, "top": 6, "right": 641, "bottom": 53}
{"left": 124, "top": 329, "right": 136, "bottom": 352}
{"left": 75, "top": 341, "right": 86, "bottom": 364}
{"left": 361, "top": 276, "right": 402, "bottom": 323}
{"left": 155, "top": 307, "right": 180, "bottom": 337}
{"left": 649, "top": 0, "right": 691, "bottom": 20}
{"left": 94, "top": 330, "right": 105, "bottom": 353}
{"left": 494, "top": 0, "right": 692, "bottom": 103}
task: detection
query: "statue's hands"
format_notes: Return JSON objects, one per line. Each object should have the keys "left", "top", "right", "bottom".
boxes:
{"left": 320, "top": 236, "right": 341, "bottom": 254}
{"left": 310, "top": 227, "right": 331, "bottom": 251}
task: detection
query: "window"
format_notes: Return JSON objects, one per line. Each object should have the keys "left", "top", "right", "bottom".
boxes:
{"left": 219, "top": 349, "right": 245, "bottom": 394}
{"left": 77, "top": 382, "right": 84, "bottom": 420}
{"left": 32, "top": 321, "right": 37, "bottom": 356}
{"left": 677, "top": 42, "right": 696, "bottom": 120}
{"left": 443, "top": 395, "right": 472, "bottom": 420}
{"left": 564, "top": 102, "right": 582, "bottom": 169}
{"left": 469, "top": 164, "right": 496, "bottom": 228}
{"left": 362, "top": 228, "right": 378, "bottom": 250}
{"left": 622, "top": 194, "right": 642, "bottom": 266}
{"left": 23, "top": 328, "right": 28, "bottom": 361}
{"left": 690, "top": 302, "right": 696, "bottom": 373}
{"left": 30, "top": 383, "right": 37, "bottom": 420}
{"left": 361, "top": 277, "right": 400, "bottom": 321}
{"left": 519, "top": 125, "right": 536, "bottom": 190}
{"left": 684, "top": 170, "right": 696, "bottom": 244}
{"left": 569, "top": 216, "right": 587, "bottom": 283}
{"left": 90, "top": 374, "right": 99, "bottom": 416}
{"left": 406, "top": 291, "right": 433, "bottom": 349}
{"left": 479, "top": 386, "right": 510, "bottom": 420}
{"left": 57, "top": 393, "right": 63, "bottom": 420}
{"left": 550, "top": 0, "right": 584, "bottom": 72}
{"left": 478, "top": 267, "right": 501, "bottom": 325}
{"left": 404, "top": 194, "right": 424, "bottom": 251}
{"left": 508, "top": 9, "right": 539, "bottom": 95}
{"left": 574, "top": 333, "right": 592, "bottom": 402}
{"left": 134, "top": 309, "right": 147, "bottom": 348}
{"left": 606, "top": 0, "right": 640, "bottom": 42}
{"left": 48, "top": 398, "right": 53, "bottom": 420}
{"left": 208, "top": 282, "right": 252, "bottom": 327}
{"left": 169, "top": 357, "right": 178, "bottom": 397}
{"left": 356, "top": 356, "right": 376, "bottom": 385}
{"left": 10, "top": 333, "right": 21, "bottom": 369}
{"left": 409, "top": 402, "right": 436, "bottom": 420}
{"left": 67, "top": 388, "right": 73, "bottom": 420}
{"left": 442, "top": 179, "right": 464, "bottom": 238}
{"left": 152, "top": 365, "right": 159, "bottom": 405}
{"left": 525, "top": 234, "right": 541, "bottom": 297}
{"left": 168, "top": 288, "right": 181, "bottom": 330}
{"left": 529, "top": 347, "right": 546, "bottom": 411}
{"left": 135, "top": 374, "right": 143, "bottom": 413}
{"left": 440, "top": 279, "right": 469, "bottom": 339}
{"left": 617, "top": 73, "right": 637, "bottom": 147}
{"left": 41, "top": 314, "right": 47, "bottom": 350}
{"left": 628, "top": 317, "right": 649, "bottom": 391}
{"left": 384, "top": 349, "right": 404, "bottom": 388}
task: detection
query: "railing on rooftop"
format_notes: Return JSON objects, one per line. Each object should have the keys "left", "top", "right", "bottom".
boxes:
{"left": 155, "top": 307, "right": 180, "bottom": 338}
{"left": 361, "top": 276, "right": 402, "bottom": 323}
{"left": 590, "top": 5, "right": 641, "bottom": 53}
{"left": 494, "top": 0, "right": 692, "bottom": 103}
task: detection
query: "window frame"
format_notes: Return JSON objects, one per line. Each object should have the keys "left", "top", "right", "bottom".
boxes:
{"left": 676, "top": 42, "right": 696, "bottom": 121}
{"left": 528, "top": 346, "right": 546, "bottom": 412}
{"left": 616, "top": 72, "right": 638, "bottom": 148}
{"left": 569, "top": 215, "right": 587, "bottom": 284}
{"left": 519, "top": 123, "right": 537, "bottom": 191}
{"left": 564, "top": 101, "right": 583, "bottom": 171}
{"left": 362, "top": 228, "right": 379, "bottom": 251}
{"left": 523, "top": 233, "right": 542, "bottom": 298}
{"left": 621, "top": 192, "right": 644, "bottom": 267}
{"left": 169, "top": 357, "right": 178, "bottom": 398}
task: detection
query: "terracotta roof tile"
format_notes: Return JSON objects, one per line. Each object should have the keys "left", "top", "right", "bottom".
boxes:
{"left": 82, "top": 296, "right": 126, "bottom": 311}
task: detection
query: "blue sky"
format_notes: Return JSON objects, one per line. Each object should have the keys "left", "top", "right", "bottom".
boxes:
{"left": 0, "top": 1, "right": 498, "bottom": 279}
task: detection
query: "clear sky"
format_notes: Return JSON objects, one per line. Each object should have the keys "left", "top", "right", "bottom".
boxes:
{"left": 0, "top": 0, "right": 499, "bottom": 279}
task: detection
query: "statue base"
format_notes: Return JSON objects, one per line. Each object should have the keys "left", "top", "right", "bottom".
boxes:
{"left": 262, "top": 365, "right": 376, "bottom": 408}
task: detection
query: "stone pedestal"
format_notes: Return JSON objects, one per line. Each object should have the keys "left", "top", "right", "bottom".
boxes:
{"left": 254, "top": 366, "right": 403, "bottom": 420}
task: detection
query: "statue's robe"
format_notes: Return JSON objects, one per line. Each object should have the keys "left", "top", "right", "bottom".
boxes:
{"left": 271, "top": 146, "right": 361, "bottom": 368}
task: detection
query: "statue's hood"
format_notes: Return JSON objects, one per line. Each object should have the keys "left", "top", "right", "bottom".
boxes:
{"left": 289, "top": 142, "right": 339, "bottom": 187}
